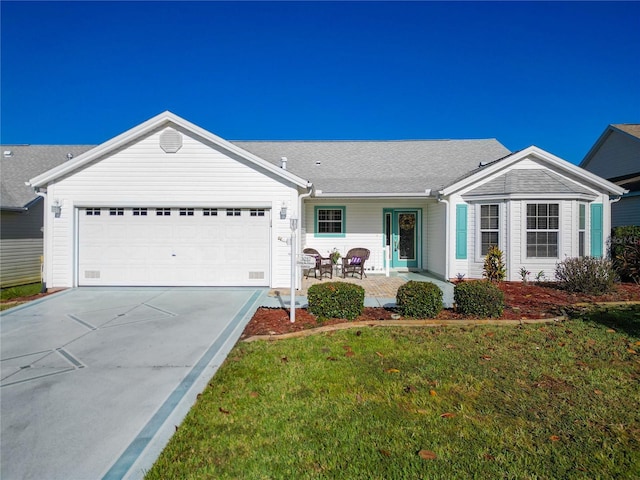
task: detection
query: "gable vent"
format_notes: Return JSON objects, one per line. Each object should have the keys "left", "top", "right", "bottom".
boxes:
{"left": 159, "top": 128, "right": 183, "bottom": 153}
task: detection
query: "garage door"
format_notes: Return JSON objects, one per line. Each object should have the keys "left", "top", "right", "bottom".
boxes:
{"left": 78, "top": 207, "right": 270, "bottom": 286}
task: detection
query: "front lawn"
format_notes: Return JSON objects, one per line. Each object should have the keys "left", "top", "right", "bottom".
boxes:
{"left": 146, "top": 306, "right": 640, "bottom": 479}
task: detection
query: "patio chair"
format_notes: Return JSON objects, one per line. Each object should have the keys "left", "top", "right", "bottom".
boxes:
{"left": 342, "top": 248, "right": 370, "bottom": 279}
{"left": 303, "top": 248, "right": 333, "bottom": 279}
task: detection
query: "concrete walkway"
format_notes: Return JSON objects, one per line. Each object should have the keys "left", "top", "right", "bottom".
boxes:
{"left": 1, "top": 287, "right": 264, "bottom": 480}
{"left": 264, "top": 271, "right": 455, "bottom": 309}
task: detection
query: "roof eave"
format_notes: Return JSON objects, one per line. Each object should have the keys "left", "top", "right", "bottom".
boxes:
{"left": 28, "top": 111, "right": 311, "bottom": 189}
{"left": 313, "top": 189, "right": 432, "bottom": 198}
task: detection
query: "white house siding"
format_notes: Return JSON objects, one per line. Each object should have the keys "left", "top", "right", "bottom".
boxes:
{"left": 303, "top": 199, "right": 430, "bottom": 274}
{"left": 43, "top": 128, "right": 300, "bottom": 288}
{"left": 612, "top": 195, "right": 640, "bottom": 227}
{"left": 426, "top": 202, "right": 446, "bottom": 278}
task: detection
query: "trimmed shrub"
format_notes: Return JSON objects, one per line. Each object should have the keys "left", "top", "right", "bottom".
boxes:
{"left": 454, "top": 280, "right": 504, "bottom": 318}
{"left": 307, "top": 282, "right": 365, "bottom": 320}
{"left": 396, "top": 281, "right": 443, "bottom": 318}
{"left": 483, "top": 246, "right": 506, "bottom": 282}
{"left": 611, "top": 226, "right": 640, "bottom": 283}
{"left": 555, "top": 256, "right": 616, "bottom": 295}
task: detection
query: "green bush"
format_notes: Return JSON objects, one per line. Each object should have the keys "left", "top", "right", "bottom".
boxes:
{"left": 611, "top": 226, "right": 640, "bottom": 283}
{"left": 307, "top": 282, "right": 365, "bottom": 320}
{"left": 454, "top": 280, "right": 504, "bottom": 318}
{"left": 395, "top": 281, "right": 443, "bottom": 318}
{"left": 555, "top": 256, "right": 616, "bottom": 295}
{"left": 483, "top": 245, "right": 506, "bottom": 282}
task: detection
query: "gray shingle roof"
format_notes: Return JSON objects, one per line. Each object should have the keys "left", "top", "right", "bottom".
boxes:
{"left": 463, "top": 169, "right": 595, "bottom": 197}
{"left": 1, "top": 145, "right": 94, "bottom": 209}
{"left": 232, "top": 139, "right": 510, "bottom": 194}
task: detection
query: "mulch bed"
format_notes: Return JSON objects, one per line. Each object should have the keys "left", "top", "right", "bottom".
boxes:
{"left": 242, "top": 282, "right": 640, "bottom": 337}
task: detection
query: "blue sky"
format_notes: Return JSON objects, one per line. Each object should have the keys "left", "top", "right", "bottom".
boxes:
{"left": 1, "top": 1, "right": 638, "bottom": 164}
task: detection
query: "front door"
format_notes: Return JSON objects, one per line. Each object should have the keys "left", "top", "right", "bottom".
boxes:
{"left": 384, "top": 209, "right": 420, "bottom": 269}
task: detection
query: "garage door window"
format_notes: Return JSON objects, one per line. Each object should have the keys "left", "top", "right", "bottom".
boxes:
{"left": 179, "top": 208, "right": 195, "bottom": 216}
{"left": 110, "top": 208, "right": 124, "bottom": 216}
{"left": 85, "top": 208, "right": 101, "bottom": 216}
{"left": 133, "top": 208, "right": 148, "bottom": 216}
{"left": 203, "top": 208, "right": 218, "bottom": 216}
{"left": 226, "top": 208, "right": 241, "bottom": 217}
{"left": 156, "top": 208, "right": 171, "bottom": 216}
{"left": 250, "top": 209, "right": 265, "bottom": 217}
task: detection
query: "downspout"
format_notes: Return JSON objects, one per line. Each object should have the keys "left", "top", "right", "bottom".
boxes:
{"left": 35, "top": 189, "right": 48, "bottom": 292}
{"left": 297, "top": 183, "right": 314, "bottom": 288}
{"left": 437, "top": 192, "right": 450, "bottom": 281}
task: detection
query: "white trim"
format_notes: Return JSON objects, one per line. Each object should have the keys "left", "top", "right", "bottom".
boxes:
{"left": 462, "top": 192, "right": 598, "bottom": 202}
{"left": 442, "top": 146, "right": 627, "bottom": 197}
{"left": 313, "top": 190, "right": 432, "bottom": 198}
{"left": 28, "top": 111, "right": 311, "bottom": 189}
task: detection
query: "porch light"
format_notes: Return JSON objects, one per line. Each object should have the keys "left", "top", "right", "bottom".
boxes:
{"left": 51, "top": 200, "right": 62, "bottom": 218}
{"left": 280, "top": 203, "right": 288, "bottom": 219}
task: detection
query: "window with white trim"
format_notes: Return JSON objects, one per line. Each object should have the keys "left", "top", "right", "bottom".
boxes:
{"left": 480, "top": 204, "right": 499, "bottom": 256}
{"left": 250, "top": 209, "right": 265, "bottom": 217}
{"left": 526, "top": 203, "right": 559, "bottom": 258}
{"left": 109, "top": 208, "right": 124, "bottom": 216}
{"left": 203, "top": 208, "right": 218, "bottom": 216}
{"left": 226, "top": 208, "right": 241, "bottom": 217}
{"left": 156, "top": 208, "right": 171, "bottom": 216}
{"left": 133, "top": 208, "right": 148, "bottom": 216}
{"left": 179, "top": 208, "right": 194, "bottom": 216}
{"left": 85, "top": 208, "right": 101, "bottom": 216}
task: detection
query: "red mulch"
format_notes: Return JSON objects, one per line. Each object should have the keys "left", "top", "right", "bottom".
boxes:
{"left": 242, "top": 282, "right": 640, "bottom": 337}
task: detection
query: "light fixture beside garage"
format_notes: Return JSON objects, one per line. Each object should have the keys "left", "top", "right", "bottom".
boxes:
{"left": 159, "top": 128, "right": 183, "bottom": 153}
{"left": 51, "top": 199, "right": 62, "bottom": 218}
{"left": 280, "top": 201, "right": 287, "bottom": 219}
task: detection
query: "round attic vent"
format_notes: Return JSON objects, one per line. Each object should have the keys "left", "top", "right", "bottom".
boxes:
{"left": 159, "top": 128, "right": 183, "bottom": 153}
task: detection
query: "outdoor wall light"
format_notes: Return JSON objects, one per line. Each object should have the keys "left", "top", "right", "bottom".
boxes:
{"left": 51, "top": 200, "right": 62, "bottom": 218}
{"left": 280, "top": 203, "right": 287, "bottom": 219}
{"left": 290, "top": 218, "right": 298, "bottom": 231}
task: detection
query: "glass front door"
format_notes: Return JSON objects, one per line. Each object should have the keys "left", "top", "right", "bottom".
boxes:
{"left": 384, "top": 209, "right": 419, "bottom": 268}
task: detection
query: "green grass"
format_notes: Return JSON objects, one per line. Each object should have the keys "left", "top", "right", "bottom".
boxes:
{"left": 0, "top": 283, "right": 42, "bottom": 302}
{"left": 146, "top": 306, "right": 640, "bottom": 479}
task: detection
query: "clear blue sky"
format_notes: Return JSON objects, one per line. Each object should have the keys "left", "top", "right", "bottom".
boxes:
{"left": 1, "top": 1, "right": 638, "bottom": 164}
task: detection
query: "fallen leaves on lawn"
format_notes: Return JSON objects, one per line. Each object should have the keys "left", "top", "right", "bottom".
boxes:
{"left": 219, "top": 407, "right": 231, "bottom": 414}
{"left": 418, "top": 450, "right": 437, "bottom": 460}
{"left": 375, "top": 351, "right": 384, "bottom": 358}
{"left": 440, "top": 412, "right": 456, "bottom": 418}
{"left": 386, "top": 368, "right": 400, "bottom": 373}
{"left": 549, "top": 435, "right": 561, "bottom": 442}
{"left": 429, "top": 389, "right": 437, "bottom": 396}
{"left": 379, "top": 449, "right": 392, "bottom": 457}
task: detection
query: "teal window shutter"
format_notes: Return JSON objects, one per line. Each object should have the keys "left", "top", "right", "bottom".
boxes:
{"left": 456, "top": 204, "right": 468, "bottom": 259}
{"left": 590, "top": 203, "right": 603, "bottom": 257}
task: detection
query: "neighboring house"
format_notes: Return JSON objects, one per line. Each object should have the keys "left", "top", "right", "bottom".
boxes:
{"left": 0, "top": 145, "right": 93, "bottom": 287}
{"left": 24, "top": 111, "right": 625, "bottom": 289}
{"left": 580, "top": 124, "right": 640, "bottom": 227}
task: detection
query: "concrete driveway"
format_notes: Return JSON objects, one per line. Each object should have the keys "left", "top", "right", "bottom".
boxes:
{"left": 1, "top": 287, "right": 265, "bottom": 480}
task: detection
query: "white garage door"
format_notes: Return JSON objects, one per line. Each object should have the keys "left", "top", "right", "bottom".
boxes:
{"left": 78, "top": 207, "right": 270, "bottom": 286}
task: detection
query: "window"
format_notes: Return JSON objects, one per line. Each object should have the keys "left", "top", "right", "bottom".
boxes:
{"left": 526, "top": 203, "right": 559, "bottom": 258}
{"left": 578, "top": 203, "right": 586, "bottom": 257}
{"left": 226, "top": 208, "right": 241, "bottom": 217}
{"left": 133, "top": 208, "right": 148, "bottom": 216}
{"left": 203, "top": 208, "right": 218, "bottom": 216}
{"left": 85, "top": 208, "right": 101, "bottom": 216}
{"left": 315, "top": 207, "right": 345, "bottom": 237}
{"left": 250, "top": 209, "right": 265, "bottom": 217}
{"left": 109, "top": 208, "right": 124, "bottom": 216}
{"left": 156, "top": 208, "right": 171, "bottom": 216}
{"left": 480, "top": 204, "right": 499, "bottom": 255}
{"left": 179, "top": 208, "right": 195, "bottom": 216}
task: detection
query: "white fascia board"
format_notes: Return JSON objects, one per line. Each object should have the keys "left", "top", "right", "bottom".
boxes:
{"left": 313, "top": 189, "right": 432, "bottom": 198}
{"left": 441, "top": 145, "right": 627, "bottom": 197}
{"left": 71, "top": 200, "right": 274, "bottom": 208}
{"left": 28, "top": 111, "right": 311, "bottom": 189}
{"left": 461, "top": 193, "right": 599, "bottom": 202}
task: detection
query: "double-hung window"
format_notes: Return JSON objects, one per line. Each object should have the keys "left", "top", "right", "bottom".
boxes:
{"left": 578, "top": 203, "right": 586, "bottom": 257}
{"left": 480, "top": 204, "right": 500, "bottom": 255}
{"left": 526, "top": 203, "right": 559, "bottom": 258}
{"left": 315, "top": 206, "right": 345, "bottom": 237}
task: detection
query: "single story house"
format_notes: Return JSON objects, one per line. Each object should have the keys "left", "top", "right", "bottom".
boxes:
{"left": 1, "top": 145, "right": 93, "bottom": 287}
{"left": 25, "top": 111, "right": 626, "bottom": 289}
{"left": 580, "top": 124, "right": 640, "bottom": 227}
